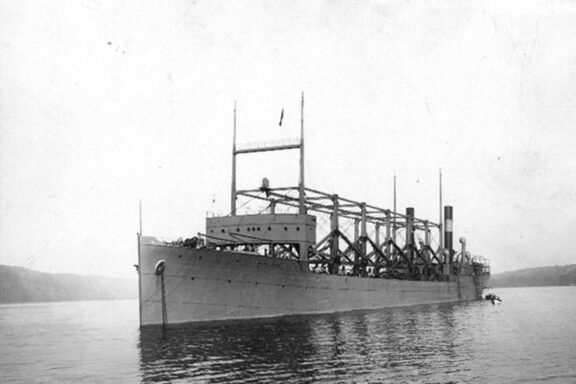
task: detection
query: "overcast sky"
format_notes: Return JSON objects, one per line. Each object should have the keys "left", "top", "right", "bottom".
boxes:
{"left": 1, "top": 0, "right": 576, "bottom": 278}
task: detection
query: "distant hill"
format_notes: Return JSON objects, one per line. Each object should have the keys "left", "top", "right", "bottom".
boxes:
{"left": 0, "top": 265, "right": 137, "bottom": 303}
{"left": 490, "top": 264, "right": 576, "bottom": 288}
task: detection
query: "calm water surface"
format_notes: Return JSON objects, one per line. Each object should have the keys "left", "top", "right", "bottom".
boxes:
{"left": 1, "top": 286, "right": 575, "bottom": 383}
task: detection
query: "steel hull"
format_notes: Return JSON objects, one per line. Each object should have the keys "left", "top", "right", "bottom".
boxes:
{"left": 139, "top": 242, "right": 487, "bottom": 326}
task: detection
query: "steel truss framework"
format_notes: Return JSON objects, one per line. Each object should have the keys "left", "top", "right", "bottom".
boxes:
{"left": 232, "top": 186, "right": 483, "bottom": 281}
{"left": 225, "top": 95, "right": 489, "bottom": 281}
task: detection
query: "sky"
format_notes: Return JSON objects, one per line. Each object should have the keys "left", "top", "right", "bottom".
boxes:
{"left": 1, "top": 0, "right": 576, "bottom": 278}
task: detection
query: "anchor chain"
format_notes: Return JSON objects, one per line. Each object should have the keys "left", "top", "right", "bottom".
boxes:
{"left": 154, "top": 260, "right": 168, "bottom": 328}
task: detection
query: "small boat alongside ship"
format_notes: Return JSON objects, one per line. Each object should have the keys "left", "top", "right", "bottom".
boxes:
{"left": 137, "top": 95, "right": 490, "bottom": 327}
{"left": 485, "top": 293, "right": 502, "bottom": 304}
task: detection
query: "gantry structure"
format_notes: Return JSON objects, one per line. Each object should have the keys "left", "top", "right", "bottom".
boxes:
{"left": 204, "top": 94, "right": 489, "bottom": 281}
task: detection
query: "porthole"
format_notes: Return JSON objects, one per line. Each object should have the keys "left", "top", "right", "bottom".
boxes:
{"left": 268, "top": 227, "right": 271, "bottom": 231}
{"left": 284, "top": 227, "right": 288, "bottom": 231}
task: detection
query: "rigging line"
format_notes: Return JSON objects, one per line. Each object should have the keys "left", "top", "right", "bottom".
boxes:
{"left": 340, "top": 220, "right": 355, "bottom": 237}
{"left": 227, "top": 195, "right": 258, "bottom": 216}
{"left": 256, "top": 202, "right": 273, "bottom": 215}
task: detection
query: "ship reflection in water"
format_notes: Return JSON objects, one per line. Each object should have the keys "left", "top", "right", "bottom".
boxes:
{"left": 139, "top": 302, "right": 476, "bottom": 383}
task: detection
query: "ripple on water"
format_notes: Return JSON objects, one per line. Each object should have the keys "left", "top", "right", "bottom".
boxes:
{"left": 1, "top": 287, "right": 575, "bottom": 383}
{"left": 136, "top": 289, "right": 576, "bottom": 383}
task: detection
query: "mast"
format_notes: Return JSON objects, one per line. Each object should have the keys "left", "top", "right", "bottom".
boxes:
{"left": 231, "top": 101, "right": 237, "bottom": 214}
{"left": 299, "top": 92, "right": 305, "bottom": 214}
{"left": 439, "top": 168, "right": 443, "bottom": 249}
{"left": 392, "top": 173, "right": 397, "bottom": 243}
{"left": 139, "top": 199, "right": 143, "bottom": 235}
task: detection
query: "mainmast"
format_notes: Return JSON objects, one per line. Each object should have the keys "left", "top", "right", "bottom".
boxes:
{"left": 231, "top": 101, "right": 237, "bottom": 214}
{"left": 392, "top": 173, "right": 397, "bottom": 243}
{"left": 299, "top": 92, "right": 305, "bottom": 214}
{"left": 439, "top": 167, "right": 443, "bottom": 249}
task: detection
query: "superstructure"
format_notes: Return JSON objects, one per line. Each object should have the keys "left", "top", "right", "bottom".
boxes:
{"left": 137, "top": 95, "right": 490, "bottom": 326}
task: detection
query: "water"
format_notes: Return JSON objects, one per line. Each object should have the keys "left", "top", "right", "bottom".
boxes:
{"left": 1, "top": 287, "right": 575, "bottom": 383}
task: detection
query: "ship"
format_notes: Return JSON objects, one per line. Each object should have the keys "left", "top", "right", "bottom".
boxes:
{"left": 137, "top": 95, "right": 490, "bottom": 327}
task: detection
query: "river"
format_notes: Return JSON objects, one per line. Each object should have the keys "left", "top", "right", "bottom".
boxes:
{"left": 1, "top": 286, "right": 575, "bottom": 383}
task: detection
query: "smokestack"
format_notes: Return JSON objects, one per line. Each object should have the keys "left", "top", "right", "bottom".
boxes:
{"left": 406, "top": 207, "right": 414, "bottom": 262}
{"left": 444, "top": 206, "right": 453, "bottom": 252}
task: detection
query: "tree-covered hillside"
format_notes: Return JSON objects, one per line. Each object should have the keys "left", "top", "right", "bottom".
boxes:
{"left": 490, "top": 264, "right": 576, "bottom": 288}
{"left": 0, "top": 265, "right": 137, "bottom": 303}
